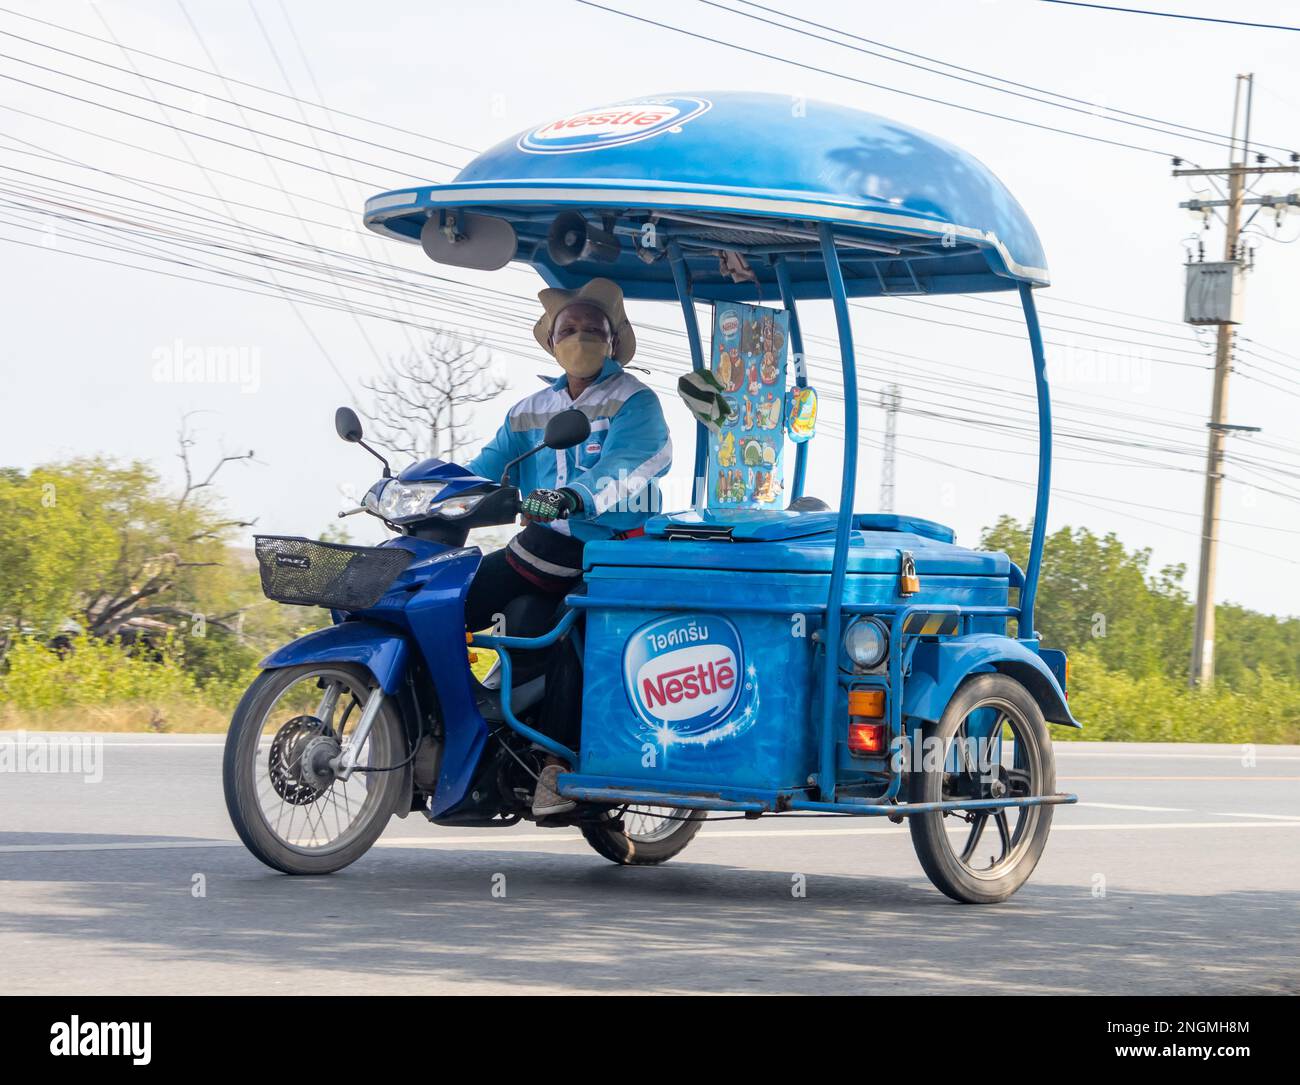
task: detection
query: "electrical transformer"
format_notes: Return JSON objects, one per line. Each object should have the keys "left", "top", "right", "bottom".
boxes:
{"left": 1184, "top": 260, "right": 1244, "bottom": 325}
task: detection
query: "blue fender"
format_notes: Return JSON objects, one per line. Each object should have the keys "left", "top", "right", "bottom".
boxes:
{"left": 902, "top": 634, "right": 1081, "bottom": 728}
{"left": 259, "top": 621, "right": 410, "bottom": 694}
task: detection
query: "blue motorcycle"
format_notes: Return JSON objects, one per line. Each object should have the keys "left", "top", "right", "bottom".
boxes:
{"left": 223, "top": 406, "right": 704, "bottom": 875}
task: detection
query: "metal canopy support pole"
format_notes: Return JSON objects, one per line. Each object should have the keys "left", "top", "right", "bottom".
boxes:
{"left": 668, "top": 241, "right": 708, "bottom": 504}
{"left": 1018, "top": 281, "right": 1051, "bottom": 640}
{"left": 773, "top": 256, "right": 809, "bottom": 500}
{"left": 816, "top": 223, "right": 858, "bottom": 802}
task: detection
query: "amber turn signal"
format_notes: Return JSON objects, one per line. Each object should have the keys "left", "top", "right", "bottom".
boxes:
{"left": 848, "top": 689, "right": 886, "bottom": 718}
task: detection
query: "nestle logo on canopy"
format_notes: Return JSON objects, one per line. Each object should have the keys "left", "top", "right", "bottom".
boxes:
{"left": 517, "top": 97, "right": 711, "bottom": 154}
{"left": 623, "top": 614, "right": 743, "bottom": 735}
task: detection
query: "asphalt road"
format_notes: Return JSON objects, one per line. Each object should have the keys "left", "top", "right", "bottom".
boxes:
{"left": 0, "top": 734, "right": 1296, "bottom": 995}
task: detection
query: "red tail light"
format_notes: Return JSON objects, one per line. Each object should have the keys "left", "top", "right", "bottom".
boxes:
{"left": 847, "top": 721, "right": 886, "bottom": 754}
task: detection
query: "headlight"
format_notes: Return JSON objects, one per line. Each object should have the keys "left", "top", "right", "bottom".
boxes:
{"left": 842, "top": 617, "right": 888, "bottom": 671}
{"left": 368, "top": 480, "right": 447, "bottom": 522}
{"left": 433, "top": 493, "right": 486, "bottom": 519}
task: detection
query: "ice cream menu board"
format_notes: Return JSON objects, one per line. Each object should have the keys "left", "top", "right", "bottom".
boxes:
{"left": 708, "top": 302, "right": 789, "bottom": 508}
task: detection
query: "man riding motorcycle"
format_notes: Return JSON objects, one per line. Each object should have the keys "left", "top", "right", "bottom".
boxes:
{"left": 463, "top": 277, "right": 672, "bottom": 816}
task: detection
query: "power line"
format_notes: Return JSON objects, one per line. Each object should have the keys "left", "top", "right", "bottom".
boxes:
{"left": 0, "top": 4, "right": 479, "bottom": 153}
{"left": 7, "top": 1, "right": 1290, "bottom": 375}
{"left": 267, "top": 0, "right": 422, "bottom": 354}
{"left": 0, "top": 101, "right": 354, "bottom": 212}
{"left": 572, "top": 0, "right": 1182, "bottom": 156}
{"left": 0, "top": 32, "right": 467, "bottom": 173}
{"left": 4, "top": 19, "right": 1298, "bottom": 560}
{"left": 732, "top": 0, "right": 1297, "bottom": 157}
{"left": 89, "top": 0, "right": 359, "bottom": 399}
{"left": 6, "top": 0, "right": 1296, "bottom": 370}
{"left": 25, "top": 173, "right": 1300, "bottom": 496}
{"left": 1039, "top": 1, "right": 1300, "bottom": 33}
{"left": 702, "top": 0, "right": 1281, "bottom": 156}
{"left": 849, "top": 433, "right": 1300, "bottom": 565}
{"left": 855, "top": 299, "right": 1211, "bottom": 371}
{"left": 891, "top": 295, "right": 1213, "bottom": 357}
{"left": 15, "top": 153, "right": 1294, "bottom": 482}
{"left": 0, "top": 68, "right": 397, "bottom": 188}
{"left": 3, "top": 146, "right": 1287, "bottom": 466}
{"left": 11, "top": 190, "right": 1300, "bottom": 528}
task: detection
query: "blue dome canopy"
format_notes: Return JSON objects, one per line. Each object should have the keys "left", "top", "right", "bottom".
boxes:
{"left": 364, "top": 91, "right": 1048, "bottom": 300}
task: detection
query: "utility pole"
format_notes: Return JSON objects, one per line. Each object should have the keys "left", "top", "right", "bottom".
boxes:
{"left": 879, "top": 384, "right": 901, "bottom": 512}
{"left": 1176, "top": 73, "right": 1298, "bottom": 687}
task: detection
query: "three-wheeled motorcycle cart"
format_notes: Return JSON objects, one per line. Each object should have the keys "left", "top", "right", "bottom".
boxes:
{"left": 230, "top": 92, "right": 1078, "bottom": 903}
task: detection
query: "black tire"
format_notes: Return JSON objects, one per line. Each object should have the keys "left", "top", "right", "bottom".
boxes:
{"left": 223, "top": 663, "right": 407, "bottom": 875}
{"left": 581, "top": 806, "right": 706, "bottom": 865}
{"left": 908, "top": 673, "right": 1056, "bottom": 904}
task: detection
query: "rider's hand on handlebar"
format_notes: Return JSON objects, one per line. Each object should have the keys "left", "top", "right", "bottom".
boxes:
{"left": 519, "top": 487, "right": 582, "bottom": 523}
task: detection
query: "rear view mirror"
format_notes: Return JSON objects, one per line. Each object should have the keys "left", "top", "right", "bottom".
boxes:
{"left": 543, "top": 409, "right": 591, "bottom": 451}
{"left": 335, "top": 407, "right": 364, "bottom": 443}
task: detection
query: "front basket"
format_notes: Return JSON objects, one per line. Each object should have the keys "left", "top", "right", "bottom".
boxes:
{"left": 254, "top": 535, "right": 413, "bottom": 610}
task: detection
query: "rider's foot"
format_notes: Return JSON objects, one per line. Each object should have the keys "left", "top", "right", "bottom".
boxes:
{"left": 532, "top": 763, "right": 576, "bottom": 817}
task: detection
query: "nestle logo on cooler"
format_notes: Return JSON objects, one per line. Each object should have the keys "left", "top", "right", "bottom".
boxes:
{"left": 622, "top": 614, "right": 743, "bottom": 735}
{"left": 643, "top": 654, "right": 735, "bottom": 710}
{"left": 517, "top": 96, "right": 712, "bottom": 154}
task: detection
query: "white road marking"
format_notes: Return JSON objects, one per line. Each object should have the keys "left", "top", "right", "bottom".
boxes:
{"left": 106, "top": 743, "right": 228, "bottom": 748}
{"left": 1076, "top": 802, "right": 1187, "bottom": 812}
{"left": 1047, "top": 821, "right": 1300, "bottom": 832}
{"left": 1059, "top": 775, "right": 1300, "bottom": 781}
{"left": 3, "top": 819, "right": 1299, "bottom": 855}
{"left": 1209, "top": 811, "right": 1300, "bottom": 822}
{"left": 3, "top": 735, "right": 1296, "bottom": 761}
{"left": 0, "top": 840, "right": 245, "bottom": 853}
{"left": 1054, "top": 750, "right": 1300, "bottom": 761}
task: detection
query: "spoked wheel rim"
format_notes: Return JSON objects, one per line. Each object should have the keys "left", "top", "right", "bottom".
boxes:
{"left": 938, "top": 695, "right": 1044, "bottom": 882}
{"left": 247, "top": 667, "right": 393, "bottom": 855}
{"left": 616, "top": 804, "right": 698, "bottom": 843}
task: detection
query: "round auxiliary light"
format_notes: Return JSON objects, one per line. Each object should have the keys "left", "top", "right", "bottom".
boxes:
{"left": 842, "top": 617, "right": 888, "bottom": 671}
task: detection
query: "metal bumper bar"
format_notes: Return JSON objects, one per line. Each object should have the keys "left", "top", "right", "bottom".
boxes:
{"left": 557, "top": 772, "right": 1078, "bottom": 818}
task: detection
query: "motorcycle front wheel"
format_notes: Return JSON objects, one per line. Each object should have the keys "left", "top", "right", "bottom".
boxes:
{"left": 223, "top": 663, "right": 407, "bottom": 875}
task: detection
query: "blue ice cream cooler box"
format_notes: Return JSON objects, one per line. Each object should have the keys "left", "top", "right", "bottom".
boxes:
{"left": 574, "top": 510, "right": 1011, "bottom": 791}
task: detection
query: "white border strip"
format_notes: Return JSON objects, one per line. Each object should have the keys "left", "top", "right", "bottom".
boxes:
{"left": 363, "top": 183, "right": 1050, "bottom": 284}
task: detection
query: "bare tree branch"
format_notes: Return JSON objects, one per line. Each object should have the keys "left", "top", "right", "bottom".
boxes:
{"left": 175, "top": 412, "right": 255, "bottom": 511}
{"left": 363, "top": 330, "right": 508, "bottom": 463}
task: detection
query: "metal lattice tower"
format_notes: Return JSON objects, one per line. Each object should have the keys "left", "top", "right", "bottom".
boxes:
{"left": 879, "top": 384, "right": 901, "bottom": 512}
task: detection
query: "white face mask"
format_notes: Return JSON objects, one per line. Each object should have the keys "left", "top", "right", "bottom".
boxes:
{"left": 553, "top": 333, "right": 609, "bottom": 379}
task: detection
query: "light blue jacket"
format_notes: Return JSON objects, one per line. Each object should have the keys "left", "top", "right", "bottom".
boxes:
{"left": 467, "top": 358, "right": 673, "bottom": 542}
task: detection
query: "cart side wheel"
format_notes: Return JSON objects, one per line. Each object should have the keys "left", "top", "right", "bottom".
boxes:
{"left": 581, "top": 806, "right": 706, "bottom": 866}
{"left": 908, "top": 673, "right": 1056, "bottom": 904}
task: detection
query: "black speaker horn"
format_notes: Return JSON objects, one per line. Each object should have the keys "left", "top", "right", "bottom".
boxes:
{"left": 546, "top": 212, "right": 620, "bottom": 266}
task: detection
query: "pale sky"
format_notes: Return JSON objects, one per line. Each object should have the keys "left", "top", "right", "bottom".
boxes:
{"left": 3, "top": 0, "right": 1299, "bottom": 616}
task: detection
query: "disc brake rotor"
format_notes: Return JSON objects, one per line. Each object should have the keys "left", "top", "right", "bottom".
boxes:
{"left": 268, "top": 716, "right": 335, "bottom": 806}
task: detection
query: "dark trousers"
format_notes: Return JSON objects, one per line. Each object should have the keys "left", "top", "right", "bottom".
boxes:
{"left": 465, "top": 548, "right": 583, "bottom": 752}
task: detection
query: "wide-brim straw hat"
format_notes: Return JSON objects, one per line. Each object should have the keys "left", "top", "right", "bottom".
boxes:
{"left": 532, "top": 277, "right": 636, "bottom": 364}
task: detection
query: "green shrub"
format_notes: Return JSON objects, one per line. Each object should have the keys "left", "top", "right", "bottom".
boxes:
{"left": 0, "top": 635, "right": 199, "bottom": 710}
{"left": 1061, "top": 648, "right": 1300, "bottom": 744}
